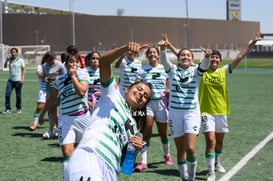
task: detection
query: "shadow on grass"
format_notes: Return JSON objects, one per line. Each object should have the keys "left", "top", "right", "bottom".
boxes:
{"left": 134, "top": 162, "right": 208, "bottom": 180}
{"left": 13, "top": 126, "right": 33, "bottom": 130}
{"left": 41, "top": 156, "right": 62, "bottom": 163}
{"left": 197, "top": 169, "right": 209, "bottom": 176}
{"left": 47, "top": 143, "right": 60, "bottom": 148}
{"left": 13, "top": 125, "right": 46, "bottom": 130}
{"left": 145, "top": 168, "right": 180, "bottom": 177}
{"left": 12, "top": 132, "right": 43, "bottom": 138}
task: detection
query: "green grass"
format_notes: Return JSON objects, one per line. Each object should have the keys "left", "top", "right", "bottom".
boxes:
{"left": 193, "top": 58, "right": 273, "bottom": 69}
{"left": 0, "top": 67, "right": 273, "bottom": 180}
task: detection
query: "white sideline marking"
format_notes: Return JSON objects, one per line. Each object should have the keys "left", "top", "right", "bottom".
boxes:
{"left": 218, "top": 131, "right": 273, "bottom": 181}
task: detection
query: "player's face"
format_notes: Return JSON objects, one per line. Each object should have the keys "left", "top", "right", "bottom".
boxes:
{"left": 177, "top": 49, "right": 193, "bottom": 69}
{"left": 147, "top": 48, "right": 159, "bottom": 64}
{"left": 89, "top": 53, "right": 100, "bottom": 69}
{"left": 210, "top": 55, "right": 221, "bottom": 71}
{"left": 66, "top": 56, "right": 81, "bottom": 69}
{"left": 125, "top": 83, "right": 151, "bottom": 111}
{"left": 127, "top": 51, "right": 135, "bottom": 61}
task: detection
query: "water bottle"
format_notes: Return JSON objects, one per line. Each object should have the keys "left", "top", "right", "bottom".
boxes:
{"left": 121, "top": 133, "right": 143, "bottom": 175}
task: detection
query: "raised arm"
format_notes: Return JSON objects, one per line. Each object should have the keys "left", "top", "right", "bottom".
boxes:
{"left": 99, "top": 42, "right": 148, "bottom": 83}
{"left": 159, "top": 33, "right": 179, "bottom": 55}
{"left": 199, "top": 47, "right": 213, "bottom": 71}
{"left": 230, "top": 32, "right": 261, "bottom": 70}
{"left": 158, "top": 33, "right": 176, "bottom": 71}
{"left": 114, "top": 52, "right": 126, "bottom": 68}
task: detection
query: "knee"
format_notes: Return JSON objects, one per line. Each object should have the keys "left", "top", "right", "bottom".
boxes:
{"left": 187, "top": 146, "right": 196, "bottom": 157}
{"left": 206, "top": 137, "right": 216, "bottom": 148}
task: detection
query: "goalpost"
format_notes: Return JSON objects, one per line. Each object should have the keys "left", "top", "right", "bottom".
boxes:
{"left": 0, "top": 44, "right": 50, "bottom": 70}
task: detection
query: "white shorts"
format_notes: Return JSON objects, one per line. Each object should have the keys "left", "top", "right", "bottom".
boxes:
{"left": 168, "top": 109, "right": 201, "bottom": 138}
{"left": 201, "top": 114, "right": 229, "bottom": 133}
{"left": 146, "top": 99, "right": 168, "bottom": 123}
{"left": 58, "top": 111, "right": 90, "bottom": 145}
{"left": 66, "top": 147, "right": 116, "bottom": 181}
{"left": 36, "top": 89, "right": 46, "bottom": 103}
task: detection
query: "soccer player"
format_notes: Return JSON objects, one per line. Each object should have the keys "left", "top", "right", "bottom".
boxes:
{"left": 85, "top": 51, "right": 101, "bottom": 114}
{"left": 41, "top": 51, "right": 66, "bottom": 139}
{"left": 66, "top": 42, "right": 152, "bottom": 181}
{"left": 115, "top": 50, "right": 142, "bottom": 97}
{"left": 115, "top": 50, "right": 146, "bottom": 134}
{"left": 199, "top": 32, "right": 261, "bottom": 181}
{"left": 39, "top": 53, "right": 91, "bottom": 180}
{"left": 134, "top": 45, "right": 173, "bottom": 172}
{"left": 29, "top": 54, "right": 47, "bottom": 131}
{"left": 158, "top": 33, "right": 211, "bottom": 180}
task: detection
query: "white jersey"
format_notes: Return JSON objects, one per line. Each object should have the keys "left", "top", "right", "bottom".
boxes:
{"left": 137, "top": 64, "right": 168, "bottom": 100}
{"left": 119, "top": 57, "right": 142, "bottom": 96}
{"left": 85, "top": 66, "right": 101, "bottom": 100}
{"left": 77, "top": 77, "right": 138, "bottom": 173}
{"left": 167, "top": 64, "right": 202, "bottom": 110}
{"left": 37, "top": 64, "right": 46, "bottom": 91}
{"left": 54, "top": 68, "right": 90, "bottom": 115}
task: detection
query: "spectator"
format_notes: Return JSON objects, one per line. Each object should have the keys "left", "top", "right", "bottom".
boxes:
{"left": 2, "top": 47, "right": 26, "bottom": 114}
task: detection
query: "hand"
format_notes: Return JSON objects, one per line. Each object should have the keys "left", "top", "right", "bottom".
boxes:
{"left": 88, "top": 100, "right": 96, "bottom": 108}
{"left": 6, "top": 54, "right": 11, "bottom": 60}
{"left": 158, "top": 33, "right": 170, "bottom": 47}
{"left": 201, "top": 47, "right": 213, "bottom": 58}
{"left": 252, "top": 32, "right": 261, "bottom": 43}
{"left": 127, "top": 42, "right": 148, "bottom": 54}
{"left": 69, "top": 66, "right": 77, "bottom": 77}
{"left": 129, "top": 135, "right": 143, "bottom": 149}
{"left": 247, "top": 32, "right": 261, "bottom": 49}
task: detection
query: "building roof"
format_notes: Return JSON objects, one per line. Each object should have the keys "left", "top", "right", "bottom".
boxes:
{"left": 4, "top": 2, "right": 86, "bottom": 15}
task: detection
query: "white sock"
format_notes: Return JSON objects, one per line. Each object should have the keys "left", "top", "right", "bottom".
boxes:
{"left": 140, "top": 145, "right": 149, "bottom": 164}
{"left": 187, "top": 160, "right": 197, "bottom": 180}
{"left": 162, "top": 142, "right": 170, "bottom": 156}
{"left": 206, "top": 157, "right": 215, "bottom": 174}
{"left": 178, "top": 162, "right": 188, "bottom": 180}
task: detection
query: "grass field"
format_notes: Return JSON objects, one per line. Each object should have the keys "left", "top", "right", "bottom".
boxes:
{"left": 0, "top": 65, "right": 273, "bottom": 181}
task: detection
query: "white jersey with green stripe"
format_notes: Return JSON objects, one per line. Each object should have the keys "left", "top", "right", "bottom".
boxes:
{"left": 85, "top": 66, "right": 101, "bottom": 97}
{"left": 137, "top": 64, "right": 168, "bottom": 99}
{"left": 168, "top": 64, "right": 203, "bottom": 110}
{"left": 37, "top": 64, "right": 46, "bottom": 91}
{"left": 119, "top": 57, "right": 142, "bottom": 96}
{"left": 54, "top": 68, "right": 90, "bottom": 115}
{"left": 77, "top": 76, "right": 138, "bottom": 173}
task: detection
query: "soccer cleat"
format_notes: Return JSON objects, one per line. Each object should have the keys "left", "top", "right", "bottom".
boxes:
{"left": 215, "top": 162, "right": 226, "bottom": 173}
{"left": 42, "top": 130, "right": 54, "bottom": 139}
{"left": 207, "top": 173, "right": 216, "bottom": 181}
{"left": 134, "top": 163, "right": 148, "bottom": 172}
{"left": 53, "top": 129, "right": 59, "bottom": 137}
{"left": 29, "top": 124, "right": 37, "bottom": 131}
{"left": 164, "top": 155, "right": 173, "bottom": 165}
{"left": 2, "top": 109, "right": 11, "bottom": 114}
{"left": 17, "top": 109, "right": 22, "bottom": 113}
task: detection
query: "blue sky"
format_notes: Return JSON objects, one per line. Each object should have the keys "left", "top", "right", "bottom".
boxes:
{"left": 8, "top": 0, "right": 272, "bottom": 33}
